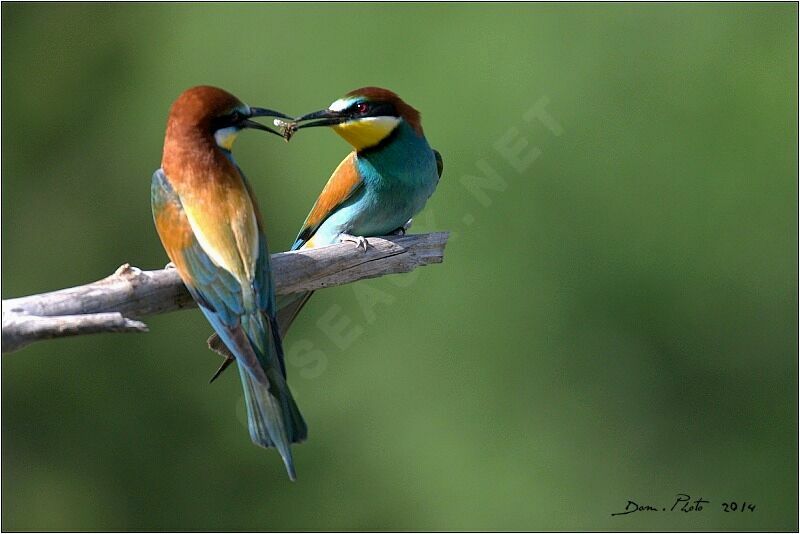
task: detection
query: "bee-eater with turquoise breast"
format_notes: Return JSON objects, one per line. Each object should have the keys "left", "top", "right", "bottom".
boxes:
{"left": 277, "top": 87, "right": 443, "bottom": 332}
{"left": 150, "top": 86, "right": 306, "bottom": 480}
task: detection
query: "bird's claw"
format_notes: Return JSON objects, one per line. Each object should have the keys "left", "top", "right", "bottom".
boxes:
{"left": 164, "top": 261, "right": 176, "bottom": 270}
{"left": 390, "top": 218, "right": 413, "bottom": 236}
{"left": 339, "top": 233, "right": 369, "bottom": 252}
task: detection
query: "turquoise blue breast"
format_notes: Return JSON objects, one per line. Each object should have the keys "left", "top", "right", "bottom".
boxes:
{"left": 312, "top": 122, "right": 439, "bottom": 246}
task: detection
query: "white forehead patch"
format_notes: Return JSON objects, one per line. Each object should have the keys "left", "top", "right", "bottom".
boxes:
{"left": 329, "top": 97, "right": 356, "bottom": 112}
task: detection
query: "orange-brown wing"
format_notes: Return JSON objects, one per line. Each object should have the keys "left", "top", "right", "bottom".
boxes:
{"left": 151, "top": 168, "right": 270, "bottom": 381}
{"left": 291, "top": 152, "right": 363, "bottom": 250}
{"left": 151, "top": 170, "right": 198, "bottom": 287}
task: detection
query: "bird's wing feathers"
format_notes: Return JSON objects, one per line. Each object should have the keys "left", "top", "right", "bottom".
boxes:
{"left": 151, "top": 169, "right": 276, "bottom": 381}
{"left": 152, "top": 169, "right": 249, "bottom": 321}
{"left": 182, "top": 204, "right": 258, "bottom": 286}
{"left": 168, "top": 164, "right": 260, "bottom": 286}
{"left": 292, "top": 152, "right": 364, "bottom": 250}
{"left": 434, "top": 149, "right": 444, "bottom": 180}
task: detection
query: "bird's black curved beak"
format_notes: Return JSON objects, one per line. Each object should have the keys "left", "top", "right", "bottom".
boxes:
{"left": 292, "top": 109, "right": 347, "bottom": 130}
{"left": 244, "top": 107, "right": 292, "bottom": 137}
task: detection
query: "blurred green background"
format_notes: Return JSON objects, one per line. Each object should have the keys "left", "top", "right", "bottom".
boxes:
{"left": 2, "top": 2, "right": 797, "bottom": 531}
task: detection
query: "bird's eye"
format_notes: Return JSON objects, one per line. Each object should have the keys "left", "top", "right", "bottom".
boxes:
{"left": 229, "top": 111, "right": 242, "bottom": 123}
{"left": 355, "top": 102, "right": 369, "bottom": 115}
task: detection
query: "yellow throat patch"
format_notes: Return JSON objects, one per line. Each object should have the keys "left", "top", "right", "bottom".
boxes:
{"left": 214, "top": 126, "right": 240, "bottom": 151}
{"left": 333, "top": 116, "right": 400, "bottom": 151}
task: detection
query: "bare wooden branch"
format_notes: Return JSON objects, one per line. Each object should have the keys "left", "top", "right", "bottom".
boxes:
{"left": 2, "top": 232, "right": 448, "bottom": 353}
{"left": 2, "top": 313, "right": 149, "bottom": 352}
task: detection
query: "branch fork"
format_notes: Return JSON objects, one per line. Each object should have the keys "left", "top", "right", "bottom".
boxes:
{"left": 2, "top": 232, "right": 449, "bottom": 353}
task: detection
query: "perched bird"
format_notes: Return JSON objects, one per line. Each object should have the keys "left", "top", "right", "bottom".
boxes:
{"left": 150, "top": 86, "right": 306, "bottom": 480}
{"left": 277, "top": 87, "right": 443, "bottom": 333}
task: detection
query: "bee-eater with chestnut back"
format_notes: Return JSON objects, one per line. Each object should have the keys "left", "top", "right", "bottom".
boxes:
{"left": 150, "top": 86, "right": 305, "bottom": 480}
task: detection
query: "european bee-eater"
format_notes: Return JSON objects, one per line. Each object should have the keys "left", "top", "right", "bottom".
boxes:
{"left": 150, "top": 86, "right": 306, "bottom": 480}
{"left": 277, "top": 86, "right": 443, "bottom": 332}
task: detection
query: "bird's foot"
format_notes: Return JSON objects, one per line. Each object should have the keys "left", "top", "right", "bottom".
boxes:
{"left": 390, "top": 218, "right": 413, "bottom": 236}
{"left": 164, "top": 261, "right": 176, "bottom": 270}
{"left": 339, "top": 233, "right": 369, "bottom": 252}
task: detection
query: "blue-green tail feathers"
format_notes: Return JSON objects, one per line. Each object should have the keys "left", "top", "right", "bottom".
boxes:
{"left": 234, "top": 312, "right": 307, "bottom": 481}
{"left": 196, "top": 303, "right": 306, "bottom": 480}
{"left": 238, "top": 364, "right": 307, "bottom": 481}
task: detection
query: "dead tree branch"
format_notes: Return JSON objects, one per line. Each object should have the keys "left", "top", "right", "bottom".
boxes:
{"left": 2, "top": 232, "right": 448, "bottom": 353}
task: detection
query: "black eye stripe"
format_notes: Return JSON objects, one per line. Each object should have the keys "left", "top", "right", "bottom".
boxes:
{"left": 350, "top": 102, "right": 397, "bottom": 118}
{"left": 210, "top": 110, "right": 245, "bottom": 131}
{"left": 374, "top": 102, "right": 397, "bottom": 116}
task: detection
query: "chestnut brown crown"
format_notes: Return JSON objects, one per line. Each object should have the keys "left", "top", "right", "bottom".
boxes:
{"left": 167, "top": 85, "right": 245, "bottom": 131}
